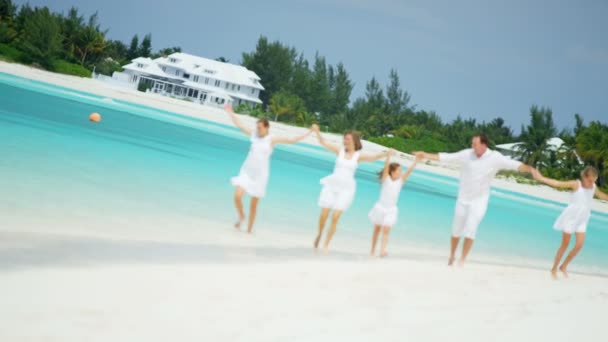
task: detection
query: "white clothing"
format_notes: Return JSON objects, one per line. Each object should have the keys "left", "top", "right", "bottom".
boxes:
{"left": 439, "top": 149, "right": 522, "bottom": 204}
{"left": 553, "top": 181, "right": 595, "bottom": 234}
{"left": 451, "top": 198, "right": 488, "bottom": 239}
{"left": 231, "top": 132, "right": 273, "bottom": 198}
{"left": 368, "top": 177, "right": 403, "bottom": 227}
{"left": 318, "top": 149, "right": 359, "bottom": 211}
{"left": 439, "top": 149, "right": 522, "bottom": 239}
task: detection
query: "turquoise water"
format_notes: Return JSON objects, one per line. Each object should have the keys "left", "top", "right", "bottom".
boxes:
{"left": 1, "top": 72, "right": 607, "bottom": 271}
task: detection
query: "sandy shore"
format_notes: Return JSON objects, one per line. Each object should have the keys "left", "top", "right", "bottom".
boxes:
{"left": 1, "top": 225, "right": 607, "bottom": 342}
{"left": 2, "top": 61, "right": 608, "bottom": 341}
{"left": 1, "top": 61, "right": 606, "bottom": 214}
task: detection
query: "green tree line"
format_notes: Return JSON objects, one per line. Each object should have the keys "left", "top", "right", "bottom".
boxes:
{"left": 0, "top": 2, "right": 606, "bottom": 188}
{"left": 0, "top": 1, "right": 180, "bottom": 76}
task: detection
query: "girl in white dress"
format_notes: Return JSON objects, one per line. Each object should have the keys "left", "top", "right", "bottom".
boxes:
{"left": 531, "top": 166, "right": 608, "bottom": 278}
{"left": 311, "top": 124, "right": 387, "bottom": 253}
{"left": 369, "top": 150, "right": 418, "bottom": 257}
{"left": 225, "top": 104, "right": 313, "bottom": 233}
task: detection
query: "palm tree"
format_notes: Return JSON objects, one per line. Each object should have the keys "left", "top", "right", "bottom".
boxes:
{"left": 576, "top": 121, "right": 608, "bottom": 186}
{"left": 517, "top": 105, "right": 557, "bottom": 166}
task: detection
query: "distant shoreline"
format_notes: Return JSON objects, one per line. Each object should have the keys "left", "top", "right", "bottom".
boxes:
{"left": 1, "top": 60, "right": 606, "bottom": 214}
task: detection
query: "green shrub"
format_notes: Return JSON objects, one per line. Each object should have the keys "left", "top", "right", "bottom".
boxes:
{"left": 138, "top": 82, "right": 152, "bottom": 92}
{"left": 51, "top": 60, "right": 91, "bottom": 77}
{"left": 0, "top": 43, "right": 24, "bottom": 62}
{"left": 368, "top": 136, "right": 452, "bottom": 154}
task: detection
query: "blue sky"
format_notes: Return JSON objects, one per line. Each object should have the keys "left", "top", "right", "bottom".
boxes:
{"left": 17, "top": 0, "right": 608, "bottom": 131}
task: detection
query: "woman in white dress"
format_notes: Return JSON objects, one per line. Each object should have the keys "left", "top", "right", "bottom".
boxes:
{"left": 226, "top": 104, "right": 313, "bottom": 233}
{"left": 311, "top": 124, "right": 387, "bottom": 253}
{"left": 369, "top": 149, "right": 418, "bottom": 257}
{"left": 531, "top": 166, "right": 608, "bottom": 278}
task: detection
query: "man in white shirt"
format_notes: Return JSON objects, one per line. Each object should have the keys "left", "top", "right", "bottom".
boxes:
{"left": 414, "top": 134, "right": 532, "bottom": 266}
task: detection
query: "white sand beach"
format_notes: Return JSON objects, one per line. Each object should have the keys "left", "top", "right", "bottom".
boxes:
{"left": 1, "top": 61, "right": 608, "bottom": 342}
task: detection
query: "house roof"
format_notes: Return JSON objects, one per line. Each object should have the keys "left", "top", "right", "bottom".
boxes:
{"left": 496, "top": 137, "right": 566, "bottom": 152}
{"left": 155, "top": 53, "right": 265, "bottom": 90}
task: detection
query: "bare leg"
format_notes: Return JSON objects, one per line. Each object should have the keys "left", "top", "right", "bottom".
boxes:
{"left": 458, "top": 238, "right": 474, "bottom": 267}
{"left": 371, "top": 225, "right": 381, "bottom": 256}
{"left": 380, "top": 226, "right": 391, "bottom": 257}
{"left": 233, "top": 187, "right": 246, "bottom": 229}
{"left": 559, "top": 232, "right": 585, "bottom": 277}
{"left": 323, "top": 210, "right": 343, "bottom": 254}
{"left": 315, "top": 208, "right": 331, "bottom": 248}
{"left": 551, "top": 233, "right": 571, "bottom": 278}
{"left": 449, "top": 236, "right": 459, "bottom": 265}
{"left": 247, "top": 197, "right": 260, "bottom": 233}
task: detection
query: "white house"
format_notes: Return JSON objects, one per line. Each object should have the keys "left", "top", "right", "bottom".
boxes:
{"left": 111, "top": 53, "right": 264, "bottom": 107}
{"left": 496, "top": 137, "right": 582, "bottom": 164}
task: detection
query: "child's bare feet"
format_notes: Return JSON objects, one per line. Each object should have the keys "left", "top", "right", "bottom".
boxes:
{"left": 448, "top": 257, "right": 455, "bottom": 266}
{"left": 313, "top": 235, "right": 321, "bottom": 248}
{"left": 322, "top": 246, "right": 329, "bottom": 255}
{"left": 559, "top": 265, "right": 569, "bottom": 278}
{"left": 234, "top": 216, "right": 245, "bottom": 229}
{"left": 550, "top": 268, "right": 558, "bottom": 279}
{"left": 457, "top": 258, "right": 465, "bottom": 268}
{"left": 380, "top": 251, "right": 388, "bottom": 258}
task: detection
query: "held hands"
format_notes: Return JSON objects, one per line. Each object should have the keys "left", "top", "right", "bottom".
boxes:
{"left": 412, "top": 151, "right": 425, "bottom": 160}
{"left": 224, "top": 103, "right": 234, "bottom": 114}
{"left": 388, "top": 148, "right": 396, "bottom": 157}
{"left": 530, "top": 168, "right": 543, "bottom": 181}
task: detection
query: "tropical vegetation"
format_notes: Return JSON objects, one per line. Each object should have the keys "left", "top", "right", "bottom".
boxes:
{"left": 0, "top": 1, "right": 606, "bottom": 189}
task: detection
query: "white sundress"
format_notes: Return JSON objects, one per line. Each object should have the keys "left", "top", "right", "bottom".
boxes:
{"left": 368, "top": 177, "right": 403, "bottom": 227}
{"left": 318, "top": 149, "right": 359, "bottom": 211}
{"left": 553, "top": 181, "right": 595, "bottom": 234}
{"left": 231, "top": 132, "right": 273, "bottom": 198}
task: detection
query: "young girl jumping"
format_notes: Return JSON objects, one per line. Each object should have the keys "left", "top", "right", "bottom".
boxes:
{"left": 226, "top": 104, "right": 313, "bottom": 233}
{"left": 531, "top": 166, "right": 608, "bottom": 278}
{"left": 369, "top": 150, "right": 418, "bottom": 257}
{"left": 311, "top": 124, "right": 387, "bottom": 254}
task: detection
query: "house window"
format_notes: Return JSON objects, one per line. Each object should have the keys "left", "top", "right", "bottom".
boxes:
{"left": 161, "top": 66, "right": 166, "bottom": 72}
{"left": 175, "top": 70, "right": 180, "bottom": 76}
{"left": 251, "top": 88, "right": 255, "bottom": 94}
{"left": 204, "top": 69, "right": 214, "bottom": 74}
{"left": 193, "top": 75, "right": 199, "bottom": 82}
{"left": 183, "top": 73, "right": 190, "bottom": 79}
{"left": 238, "top": 85, "right": 241, "bottom": 91}
{"left": 214, "top": 80, "right": 220, "bottom": 87}
{"left": 205, "top": 78, "right": 209, "bottom": 84}
{"left": 225, "top": 83, "right": 229, "bottom": 89}
{"left": 137, "top": 63, "right": 144, "bottom": 68}
{"left": 170, "top": 58, "right": 177, "bottom": 63}
{"left": 193, "top": 90, "right": 199, "bottom": 98}
{"left": 188, "top": 89, "right": 193, "bottom": 97}
{"left": 232, "top": 84, "right": 236, "bottom": 91}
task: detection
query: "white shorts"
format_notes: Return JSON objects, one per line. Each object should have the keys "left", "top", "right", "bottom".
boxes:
{"left": 318, "top": 186, "right": 355, "bottom": 211}
{"left": 368, "top": 203, "right": 398, "bottom": 227}
{"left": 451, "top": 200, "right": 488, "bottom": 239}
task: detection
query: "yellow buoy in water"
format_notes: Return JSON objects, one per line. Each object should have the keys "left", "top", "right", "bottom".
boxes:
{"left": 89, "top": 112, "right": 101, "bottom": 123}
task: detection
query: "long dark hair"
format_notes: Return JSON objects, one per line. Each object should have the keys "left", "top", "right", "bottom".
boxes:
{"left": 344, "top": 130, "right": 362, "bottom": 151}
{"left": 377, "top": 162, "right": 400, "bottom": 180}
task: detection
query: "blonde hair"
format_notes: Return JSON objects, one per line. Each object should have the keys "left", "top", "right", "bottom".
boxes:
{"left": 581, "top": 165, "right": 598, "bottom": 179}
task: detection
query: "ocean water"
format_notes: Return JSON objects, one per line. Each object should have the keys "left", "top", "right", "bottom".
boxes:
{"left": 1, "top": 72, "right": 607, "bottom": 271}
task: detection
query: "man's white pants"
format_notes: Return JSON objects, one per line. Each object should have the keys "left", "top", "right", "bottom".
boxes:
{"left": 451, "top": 199, "right": 489, "bottom": 239}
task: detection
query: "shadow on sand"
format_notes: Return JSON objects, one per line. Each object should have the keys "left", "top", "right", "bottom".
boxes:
{"left": 0, "top": 231, "right": 606, "bottom": 279}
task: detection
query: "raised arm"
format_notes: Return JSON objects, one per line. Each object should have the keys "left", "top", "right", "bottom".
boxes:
{"left": 359, "top": 150, "right": 388, "bottom": 163}
{"left": 412, "top": 151, "right": 440, "bottom": 161}
{"left": 595, "top": 188, "right": 608, "bottom": 201}
{"left": 401, "top": 158, "right": 419, "bottom": 183}
{"left": 531, "top": 169, "right": 579, "bottom": 190}
{"left": 380, "top": 149, "right": 395, "bottom": 181}
{"left": 224, "top": 104, "right": 252, "bottom": 136}
{"left": 312, "top": 124, "right": 340, "bottom": 153}
{"left": 272, "top": 127, "right": 313, "bottom": 145}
